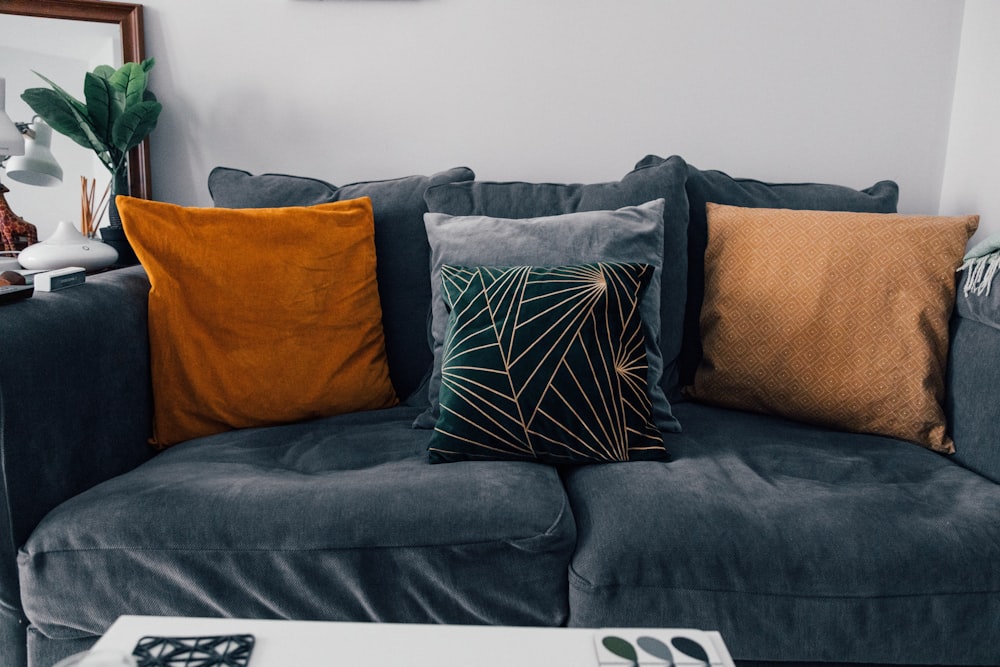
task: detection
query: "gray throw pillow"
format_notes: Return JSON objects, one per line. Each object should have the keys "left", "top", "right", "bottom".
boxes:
{"left": 415, "top": 199, "right": 681, "bottom": 434}
{"left": 207, "top": 165, "right": 475, "bottom": 400}
{"left": 634, "top": 155, "right": 900, "bottom": 389}
{"left": 423, "top": 154, "right": 690, "bottom": 412}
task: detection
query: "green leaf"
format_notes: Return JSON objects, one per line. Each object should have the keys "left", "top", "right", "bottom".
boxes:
{"left": 112, "top": 99, "right": 162, "bottom": 152}
{"left": 92, "top": 64, "right": 117, "bottom": 80}
{"left": 84, "top": 72, "right": 123, "bottom": 146}
{"left": 109, "top": 62, "right": 148, "bottom": 111}
{"left": 140, "top": 57, "right": 156, "bottom": 73}
{"left": 20, "top": 87, "right": 108, "bottom": 157}
{"left": 31, "top": 71, "right": 89, "bottom": 119}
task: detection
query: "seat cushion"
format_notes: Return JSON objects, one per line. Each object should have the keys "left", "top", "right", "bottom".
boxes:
{"left": 19, "top": 406, "right": 575, "bottom": 641}
{"left": 563, "top": 402, "right": 1000, "bottom": 665}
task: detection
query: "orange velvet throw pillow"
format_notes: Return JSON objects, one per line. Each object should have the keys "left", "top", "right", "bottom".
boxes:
{"left": 687, "top": 204, "right": 978, "bottom": 453}
{"left": 119, "top": 196, "right": 398, "bottom": 448}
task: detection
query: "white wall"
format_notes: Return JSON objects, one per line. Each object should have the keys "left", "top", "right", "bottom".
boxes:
{"left": 939, "top": 0, "right": 999, "bottom": 246}
{"left": 136, "top": 0, "right": 964, "bottom": 217}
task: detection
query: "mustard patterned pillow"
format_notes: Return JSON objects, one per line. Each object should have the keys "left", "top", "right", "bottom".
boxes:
{"left": 687, "top": 204, "right": 977, "bottom": 452}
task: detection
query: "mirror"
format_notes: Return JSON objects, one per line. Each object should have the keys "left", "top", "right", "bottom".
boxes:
{"left": 0, "top": 0, "right": 150, "bottom": 241}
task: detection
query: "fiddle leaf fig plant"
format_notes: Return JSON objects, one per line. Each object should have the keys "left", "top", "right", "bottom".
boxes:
{"left": 20, "top": 58, "right": 161, "bottom": 197}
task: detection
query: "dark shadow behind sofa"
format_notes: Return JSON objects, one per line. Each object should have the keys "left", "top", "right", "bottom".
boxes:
{"left": 2, "top": 157, "right": 998, "bottom": 667}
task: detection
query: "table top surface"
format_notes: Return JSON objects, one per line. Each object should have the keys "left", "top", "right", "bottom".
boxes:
{"left": 92, "top": 615, "right": 736, "bottom": 666}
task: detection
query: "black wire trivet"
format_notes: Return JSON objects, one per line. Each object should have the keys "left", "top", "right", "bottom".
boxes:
{"left": 132, "top": 634, "right": 254, "bottom": 667}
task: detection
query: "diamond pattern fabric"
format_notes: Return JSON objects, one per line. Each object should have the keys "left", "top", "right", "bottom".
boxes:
{"left": 687, "top": 204, "right": 978, "bottom": 452}
{"left": 429, "top": 262, "right": 666, "bottom": 464}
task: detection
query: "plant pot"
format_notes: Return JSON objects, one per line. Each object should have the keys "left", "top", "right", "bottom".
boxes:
{"left": 100, "top": 170, "right": 139, "bottom": 267}
{"left": 108, "top": 169, "right": 129, "bottom": 228}
{"left": 100, "top": 225, "right": 139, "bottom": 267}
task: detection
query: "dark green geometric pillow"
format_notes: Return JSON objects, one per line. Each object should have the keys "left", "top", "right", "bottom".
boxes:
{"left": 428, "top": 262, "right": 667, "bottom": 464}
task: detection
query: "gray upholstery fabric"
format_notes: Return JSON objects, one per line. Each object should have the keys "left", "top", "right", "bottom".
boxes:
{"left": 0, "top": 267, "right": 154, "bottom": 667}
{"left": 0, "top": 605, "right": 26, "bottom": 667}
{"left": 417, "top": 200, "right": 679, "bottom": 433}
{"left": 634, "top": 156, "right": 900, "bottom": 388}
{"left": 19, "top": 406, "right": 575, "bottom": 643}
{"left": 27, "top": 628, "right": 92, "bottom": 667}
{"left": 423, "top": 155, "right": 690, "bottom": 404}
{"left": 208, "top": 166, "right": 476, "bottom": 401}
{"left": 955, "top": 267, "right": 1000, "bottom": 332}
{"left": 563, "top": 402, "right": 1000, "bottom": 666}
{"left": 948, "top": 271, "right": 1000, "bottom": 483}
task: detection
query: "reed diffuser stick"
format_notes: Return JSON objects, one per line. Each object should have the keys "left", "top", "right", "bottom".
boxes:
{"left": 79, "top": 176, "right": 112, "bottom": 238}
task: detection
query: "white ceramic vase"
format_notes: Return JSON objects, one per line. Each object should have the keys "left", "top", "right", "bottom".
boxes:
{"left": 17, "top": 221, "right": 118, "bottom": 271}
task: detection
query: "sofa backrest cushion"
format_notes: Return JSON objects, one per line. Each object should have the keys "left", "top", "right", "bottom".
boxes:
{"left": 119, "top": 196, "right": 399, "bottom": 447}
{"left": 635, "top": 155, "right": 900, "bottom": 388}
{"left": 208, "top": 165, "right": 475, "bottom": 401}
{"left": 687, "top": 204, "right": 978, "bottom": 452}
{"left": 422, "top": 154, "right": 690, "bottom": 408}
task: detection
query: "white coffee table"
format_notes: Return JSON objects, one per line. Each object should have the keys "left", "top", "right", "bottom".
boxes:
{"left": 91, "top": 615, "right": 736, "bottom": 666}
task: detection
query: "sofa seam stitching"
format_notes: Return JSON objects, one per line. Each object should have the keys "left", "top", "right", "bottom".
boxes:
{"left": 566, "top": 576, "right": 1000, "bottom": 599}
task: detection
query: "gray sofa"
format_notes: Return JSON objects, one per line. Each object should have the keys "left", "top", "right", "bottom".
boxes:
{"left": 2, "top": 156, "right": 998, "bottom": 667}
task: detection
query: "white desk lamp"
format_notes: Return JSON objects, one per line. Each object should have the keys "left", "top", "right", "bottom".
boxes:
{"left": 1, "top": 76, "right": 64, "bottom": 255}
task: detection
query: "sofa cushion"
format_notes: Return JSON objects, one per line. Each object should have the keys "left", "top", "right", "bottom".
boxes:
{"left": 423, "top": 154, "right": 690, "bottom": 403}
{"left": 562, "top": 401, "right": 1000, "bottom": 666}
{"left": 417, "top": 200, "right": 679, "bottom": 434}
{"left": 686, "top": 204, "right": 977, "bottom": 453}
{"left": 119, "top": 196, "right": 399, "bottom": 448}
{"left": 429, "top": 262, "right": 665, "bottom": 464}
{"left": 18, "top": 406, "right": 576, "bottom": 641}
{"left": 208, "top": 165, "right": 475, "bottom": 400}
{"left": 635, "top": 155, "right": 901, "bottom": 387}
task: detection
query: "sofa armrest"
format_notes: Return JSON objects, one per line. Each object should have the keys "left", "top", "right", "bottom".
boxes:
{"left": 947, "top": 269, "right": 1000, "bottom": 484}
{"left": 0, "top": 266, "right": 155, "bottom": 614}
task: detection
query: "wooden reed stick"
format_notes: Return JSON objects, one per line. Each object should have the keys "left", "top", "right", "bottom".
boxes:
{"left": 79, "top": 176, "right": 112, "bottom": 238}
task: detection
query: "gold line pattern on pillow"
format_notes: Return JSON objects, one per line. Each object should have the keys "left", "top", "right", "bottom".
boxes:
{"left": 687, "top": 204, "right": 978, "bottom": 453}
{"left": 429, "top": 262, "right": 666, "bottom": 464}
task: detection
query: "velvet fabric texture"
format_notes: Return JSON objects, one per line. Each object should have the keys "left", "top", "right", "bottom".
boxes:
{"left": 207, "top": 165, "right": 476, "bottom": 400}
{"left": 430, "top": 263, "right": 665, "bottom": 464}
{"left": 635, "top": 155, "right": 901, "bottom": 388}
{"left": 18, "top": 406, "right": 576, "bottom": 643}
{"left": 0, "top": 266, "right": 154, "bottom": 667}
{"left": 119, "top": 196, "right": 398, "bottom": 447}
{"left": 423, "top": 155, "right": 690, "bottom": 401}
{"left": 416, "top": 200, "right": 678, "bottom": 433}
{"left": 5, "top": 211, "right": 1000, "bottom": 667}
{"left": 948, "top": 270, "right": 1000, "bottom": 482}
{"left": 687, "top": 204, "right": 977, "bottom": 452}
{"left": 564, "top": 401, "right": 1000, "bottom": 665}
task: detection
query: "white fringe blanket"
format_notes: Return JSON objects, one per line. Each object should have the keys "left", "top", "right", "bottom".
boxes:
{"left": 958, "top": 234, "right": 1000, "bottom": 298}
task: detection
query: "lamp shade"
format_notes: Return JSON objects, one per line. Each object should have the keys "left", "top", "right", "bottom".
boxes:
{"left": 6, "top": 119, "right": 62, "bottom": 187}
{"left": 0, "top": 78, "right": 25, "bottom": 157}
